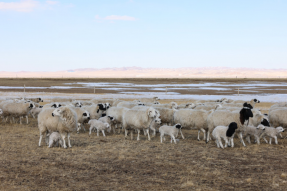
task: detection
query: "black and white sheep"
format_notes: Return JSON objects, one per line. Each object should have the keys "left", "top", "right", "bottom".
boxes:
{"left": 159, "top": 123, "right": 182, "bottom": 144}
{"left": 212, "top": 122, "right": 238, "bottom": 149}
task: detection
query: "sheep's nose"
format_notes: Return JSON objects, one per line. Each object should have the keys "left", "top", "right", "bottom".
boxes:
{"left": 87, "top": 117, "right": 90, "bottom": 120}
{"left": 52, "top": 113, "right": 54, "bottom": 117}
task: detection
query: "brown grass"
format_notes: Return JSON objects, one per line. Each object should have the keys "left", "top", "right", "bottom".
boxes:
{"left": 1, "top": 111, "right": 287, "bottom": 190}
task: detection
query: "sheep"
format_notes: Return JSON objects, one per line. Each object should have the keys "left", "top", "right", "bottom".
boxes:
{"left": 149, "top": 118, "right": 162, "bottom": 136}
{"left": 46, "top": 132, "right": 63, "bottom": 148}
{"left": 51, "top": 97, "right": 72, "bottom": 102}
{"left": 117, "top": 101, "right": 145, "bottom": 109}
{"left": 1, "top": 101, "right": 35, "bottom": 124}
{"left": 243, "top": 125, "right": 266, "bottom": 145}
{"left": 106, "top": 107, "right": 129, "bottom": 133}
{"left": 152, "top": 102, "right": 178, "bottom": 109}
{"left": 269, "top": 108, "right": 287, "bottom": 128}
{"left": 159, "top": 123, "right": 182, "bottom": 144}
{"left": 88, "top": 119, "right": 110, "bottom": 136}
{"left": 206, "top": 107, "right": 254, "bottom": 147}
{"left": 212, "top": 122, "right": 238, "bottom": 149}
{"left": 25, "top": 97, "right": 43, "bottom": 103}
{"left": 261, "top": 126, "right": 285, "bottom": 144}
{"left": 42, "top": 102, "right": 62, "bottom": 109}
{"left": 98, "top": 115, "right": 115, "bottom": 133}
{"left": 29, "top": 107, "right": 43, "bottom": 118}
{"left": 70, "top": 107, "right": 90, "bottom": 133}
{"left": 122, "top": 107, "right": 157, "bottom": 141}
{"left": 177, "top": 103, "right": 196, "bottom": 109}
{"left": 152, "top": 107, "right": 177, "bottom": 126}
{"left": 38, "top": 107, "right": 77, "bottom": 148}
{"left": 139, "top": 97, "right": 160, "bottom": 103}
{"left": 173, "top": 108, "right": 217, "bottom": 141}
{"left": 82, "top": 104, "right": 106, "bottom": 120}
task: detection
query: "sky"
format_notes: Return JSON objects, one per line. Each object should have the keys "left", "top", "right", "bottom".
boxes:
{"left": 0, "top": 0, "right": 287, "bottom": 72}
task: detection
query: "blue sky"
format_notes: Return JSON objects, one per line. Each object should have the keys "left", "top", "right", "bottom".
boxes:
{"left": 0, "top": 0, "right": 287, "bottom": 72}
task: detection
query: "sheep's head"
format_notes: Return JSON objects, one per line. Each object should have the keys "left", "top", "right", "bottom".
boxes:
{"left": 38, "top": 98, "right": 43, "bottom": 102}
{"left": 147, "top": 108, "right": 157, "bottom": 118}
{"left": 261, "top": 117, "right": 270, "bottom": 127}
{"left": 256, "top": 124, "right": 266, "bottom": 131}
{"left": 154, "top": 117, "right": 161, "bottom": 125}
{"left": 276, "top": 126, "right": 284, "bottom": 133}
{"left": 253, "top": 99, "right": 260, "bottom": 103}
{"left": 29, "top": 103, "right": 36, "bottom": 109}
{"left": 186, "top": 103, "right": 196, "bottom": 109}
{"left": 240, "top": 107, "right": 253, "bottom": 125}
{"left": 171, "top": 102, "right": 178, "bottom": 109}
{"left": 98, "top": 103, "right": 107, "bottom": 111}
{"left": 51, "top": 103, "right": 61, "bottom": 108}
{"left": 75, "top": 102, "right": 82, "bottom": 107}
{"left": 175, "top": 123, "right": 182, "bottom": 129}
{"left": 243, "top": 102, "right": 253, "bottom": 109}
{"left": 226, "top": 122, "right": 238, "bottom": 137}
{"left": 105, "top": 103, "right": 110, "bottom": 109}
{"left": 83, "top": 111, "right": 90, "bottom": 120}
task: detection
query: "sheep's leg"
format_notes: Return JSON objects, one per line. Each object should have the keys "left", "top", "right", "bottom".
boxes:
{"left": 97, "top": 129, "right": 99, "bottom": 137}
{"left": 179, "top": 129, "right": 185, "bottom": 139}
{"left": 26, "top": 116, "right": 28, "bottom": 124}
{"left": 137, "top": 129, "right": 140, "bottom": 141}
{"left": 238, "top": 132, "right": 246, "bottom": 147}
{"left": 77, "top": 123, "right": 81, "bottom": 134}
{"left": 274, "top": 136, "right": 278, "bottom": 144}
{"left": 67, "top": 133, "right": 72, "bottom": 148}
{"left": 263, "top": 137, "right": 268, "bottom": 143}
{"left": 279, "top": 133, "right": 283, "bottom": 138}
{"left": 224, "top": 138, "right": 228, "bottom": 148}
{"left": 19, "top": 116, "right": 22, "bottom": 124}
{"left": 146, "top": 129, "right": 151, "bottom": 141}
{"left": 131, "top": 130, "right": 133, "bottom": 140}
{"left": 61, "top": 133, "right": 67, "bottom": 149}
{"left": 102, "top": 130, "right": 106, "bottom": 137}
{"left": 125, "top": 129, "right": 128, "bottom": 137}
{"left": 39, "top": 133, "right": 44, "bottom": 147}
{"left": 197, "top": 130, "right": 201, "bottom": 141}
{"left": 255, "top": 136, "right": 260, "bottom": 145}
{"left": 171, "top": 135, "right": 176, "bottom": 144}
{"left": 160, "top": 135, "right": 163, "bottom": 143}
{"left": 202, "top": 129, "right": 206, "bottom": 140}
{"left": 231, "top": 138, "right": 234, "bottom": 148}
{"left": 143, "top": 129, "right": 147, "bottom": 136}
{"left": 48, "top": 140, "right": 54, "bottom": 148}
{"left": 112, "top": 124, "right": 116, "bottom": 134}
{"left": 89, "top": 126, "right": 93, "bottom": 135}
{"left": 269, "top": 138, "right": 272, "bottom": 144}
{"left": 215, "top": 140, "right": 220, "bottom": 148}
{"left": 219, "top": 139, "right": 224, "bottom": 149}
{"left": 206, "top": 130, "right": 210, "bottom": 143}
{"left": 246, "top": 136, "right": 251, "bottom": 144}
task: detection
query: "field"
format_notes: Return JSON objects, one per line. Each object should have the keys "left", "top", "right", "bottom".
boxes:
{"left": 0, "top": 78, "right": 287, "bottom": 190}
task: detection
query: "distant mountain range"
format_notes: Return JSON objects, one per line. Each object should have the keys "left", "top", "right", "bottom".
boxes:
{"left": 1, "top": 67, "right": 287, "bottom": 78}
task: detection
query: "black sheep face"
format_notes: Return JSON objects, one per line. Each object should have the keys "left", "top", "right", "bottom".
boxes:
{"left": 261, "top": 118, "right": 270, "bottom": 127}
{"left": 101, "top": 113, "right": 106, "bottom": 117}
{"left": 98, "top": 104, "right": 107, "bottom": 111}
{"left": 51, "top": 104, "right": 56, "bottom": 108}
{"left": 254, "top": 99, "right": 260, "bottom": 103}
{"left": 83, "top": 113, "right": 87, "bottom": 116}
{"left": 226, "top": 122, "right": 238, "bottom": 137}
{"left": 243, "top": 102, "right": 253, "bottom": 109}
{"left": 175, "top": 124, "right": 182, "bottom": 129}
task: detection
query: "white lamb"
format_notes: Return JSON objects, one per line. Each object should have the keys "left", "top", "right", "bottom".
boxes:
{"left": 212, "top": 122, "right": 238, "bottom": 149}
{"left": 243, "top": 125, "right": 266, "bottom": 145}
{"left": 261, "top": 126, "right": 285, "bottom": 144}
{"left": 159, "top": 123, "right": 182, "bottom": 144}
{"left": 46, "top": 132, "right": 63, "bottom": 148}
{"left": 88, "top": 119, "right": 110, "bottom": 136}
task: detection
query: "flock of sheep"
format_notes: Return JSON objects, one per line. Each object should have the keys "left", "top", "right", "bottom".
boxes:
{"left": 0, "top": 96, "right": 286, "bottom": 149}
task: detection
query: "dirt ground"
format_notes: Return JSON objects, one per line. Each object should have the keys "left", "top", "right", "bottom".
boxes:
{"left": 0, "top": 101, "right": 286, "bottom": 191}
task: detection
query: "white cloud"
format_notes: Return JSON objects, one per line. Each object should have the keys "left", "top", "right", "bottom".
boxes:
{"left": 95, "top": 15, "right": 137, "bottom": 21}
{"left": 46, "top": 1, "right": 58, "bottom": 5}
{"left": 0, "top": 0, "right": 38, "bottom": 12}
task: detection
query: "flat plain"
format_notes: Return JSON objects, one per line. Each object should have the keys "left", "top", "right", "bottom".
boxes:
{"left": 0, "top": 78, "right": 286, "bottom": 190}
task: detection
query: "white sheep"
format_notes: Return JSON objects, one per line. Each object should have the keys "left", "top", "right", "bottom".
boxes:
{"left": 122, "top": 107, "right": 157, "bottom": 141}
{"left": 269, "top": 108, "right": 287, "bottom": 128}
{"left": 88, "top": 119, "right": 110, "bottom": 136}
{"left": 243, "top": 125, "right": 266, "bottom": 145}
{"left": 98, "top": 115, "right": 115, "bottom": 133}
{"left": 206, "top": 107, "right": 254, "bottom": 147}
{"left": 159, "top": 123, "right": 182, "bottom": 144}
{"left": 106, "top": 107, "right": 129, "bottom": 133}
{"left": 212, "top": 122, "right": 238, "bottom": 149}
{"left": 46, "top": 132, "right": 63, "bottom": 148}
{"left": 261, "top": 126, "right": 285, "bottom": 144}
{"left": 38, "top": 107, "right": 77, "bottom": 148}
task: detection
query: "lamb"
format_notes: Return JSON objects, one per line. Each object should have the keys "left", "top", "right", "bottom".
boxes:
{"left": 149, "top": 118, "right": 162, "bottom": 136}
{"left": 212, "top": 122, "right": 238, "bottom": 149}
{"left": 206, "top": 107, "right": 254, "bottom": 147}
{"left": 243, "top": 125, "right": 266, "bottom": 145}
{"left": 122, "top": 107, "right": 157, "bottom": 141}
{"left": 159, "top": 123, "right": 182, "bottom": 144}
{"left": 261, "top": 126, "right": 285, "bottom": 144}
{"left": 98, "top": 116, "right": 115, "bottom": 133}
{"left": 106, "top": 107, "right": 129, "bottom": 133}
{"left": 38, "top": 107, "right": 77, "bottom": 148}
{"left": 88, "top": 119, "right": 110, "bottom": 136}
{"left": 29, "top": 107, "right": 43, "bottom": 118}
{"left": 46, "top": 132, "right": 63, "bottom": 148}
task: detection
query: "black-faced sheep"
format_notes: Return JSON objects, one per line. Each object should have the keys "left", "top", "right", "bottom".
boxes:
{"left": 159, "top": 123, "right": 182, "bottom": 144}
{"left": 212, "top": 122, "right": 238, "bottom": 148}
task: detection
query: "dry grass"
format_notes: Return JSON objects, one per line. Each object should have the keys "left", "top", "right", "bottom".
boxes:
{"left": 1, "top": 113, "right": 287, "bottom": 190}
